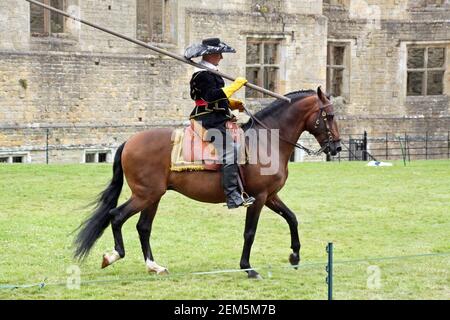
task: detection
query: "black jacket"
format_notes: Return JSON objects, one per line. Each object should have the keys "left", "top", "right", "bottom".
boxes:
{"left": 189, "top": 70, "right": 232, "bottom": 129}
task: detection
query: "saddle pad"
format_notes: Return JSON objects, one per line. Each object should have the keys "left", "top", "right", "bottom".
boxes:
{"left": 170, "top": 121, "right": 247, "bottom": 172}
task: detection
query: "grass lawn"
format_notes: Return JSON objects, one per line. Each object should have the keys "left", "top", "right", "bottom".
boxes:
{"left": 0, "top": 160, "right": 449, "bottom": 300}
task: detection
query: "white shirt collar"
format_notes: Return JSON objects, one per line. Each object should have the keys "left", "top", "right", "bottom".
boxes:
{"left": 194, "top": 59, "right": 219, "bottom": 73}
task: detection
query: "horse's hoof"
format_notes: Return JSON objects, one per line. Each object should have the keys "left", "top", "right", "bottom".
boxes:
{"left": 289, "top": 253, "right": 300, "bottom": 269}
{"left": 101, "top": 250, "right": 121, "bottom": 269}
{"left": 247, "top": 270, "right": 263, "bottom": 280}
{"left": 146, "top": 259, "right": 169, "bottom": 275}
{"left": 148, "top": 268, "right": 169, "bottom": 275}
{"left": 157, "top": 268, "right": 169, "bottom": 275}
{"left": 101, "top": 255, "right": 109, "bottom": 269}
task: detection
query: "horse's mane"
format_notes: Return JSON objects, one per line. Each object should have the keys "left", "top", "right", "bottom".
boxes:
{"left": 242, "top": 89, "right": 317, "bottom": 131}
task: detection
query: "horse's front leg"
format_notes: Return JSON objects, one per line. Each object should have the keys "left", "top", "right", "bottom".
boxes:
{"left": 240, "top": 196, "right": 266, "bottom": 279}
{"left": 265, "top": 195, "right": 301, "bottom": 267}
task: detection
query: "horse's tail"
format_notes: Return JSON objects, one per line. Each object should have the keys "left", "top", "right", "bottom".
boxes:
{"left": 73, "top": 142, "right": 126, "bottom": 261}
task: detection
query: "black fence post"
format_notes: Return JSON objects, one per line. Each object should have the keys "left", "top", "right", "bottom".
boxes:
{"left": 406, "top": 132, "right": 410, "bottom": 162}
{"left": 326, "top": 243, "right": 333, "bottom": 301}
{"left": 363, "top": 131, "right": 368, "bottom": 161}
{"left": 385, "top": 132, "right": 388, "bottom": 160}
{"left": 399, "top": 136, "right": 406, "bottom": 166}
{"left": 46, "top": 128, "right": 49, "bottom": 165}
{"left": 425, "top": 131, "right": 428, "bottom": 160}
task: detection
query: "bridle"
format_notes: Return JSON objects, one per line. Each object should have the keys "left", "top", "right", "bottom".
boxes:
{"left": 309, "top": 101, "right": 337, "bottom": 155}
{"left": 243, "top": 100, "right": 337, "bottom": 156}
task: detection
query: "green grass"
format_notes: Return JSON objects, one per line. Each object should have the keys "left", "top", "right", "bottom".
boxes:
{"left": 0, "top": 160, "right": 449, "bottom": 300}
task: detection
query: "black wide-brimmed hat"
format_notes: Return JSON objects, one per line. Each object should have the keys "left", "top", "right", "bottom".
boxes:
{"left": 184, "top": 38, "right": 236, "bottom": 59}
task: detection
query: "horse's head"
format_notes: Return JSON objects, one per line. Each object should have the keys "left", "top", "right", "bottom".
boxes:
{"left": 305, "top": 87, "right": 341, "bottom": 156}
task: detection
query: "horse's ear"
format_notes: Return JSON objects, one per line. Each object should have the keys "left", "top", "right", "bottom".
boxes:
{"left": 317, "top": 86, "right": 324, "bottom": 100}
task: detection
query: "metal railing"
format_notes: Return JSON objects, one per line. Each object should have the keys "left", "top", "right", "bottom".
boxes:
{"left": 1, "top": 127, "right": 449, "bottom": 163}
{"left": 327, "top": 131, "right": 450, "bottom": 162}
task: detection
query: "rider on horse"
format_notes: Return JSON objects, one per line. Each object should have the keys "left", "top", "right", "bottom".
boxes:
{"left": 185, "top": 38, "right": 256, "bottom": 209}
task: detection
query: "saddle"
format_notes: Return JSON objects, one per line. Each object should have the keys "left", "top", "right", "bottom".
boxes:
{"left": 170, "top": 120, "right": 247, "bottom": 172}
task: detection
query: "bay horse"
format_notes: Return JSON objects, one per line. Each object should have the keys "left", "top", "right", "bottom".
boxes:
{"left": 74, "top": 87, "right": 341, "bottom": 279}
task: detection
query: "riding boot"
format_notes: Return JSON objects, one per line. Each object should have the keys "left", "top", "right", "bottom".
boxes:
{"left": 222, "top": 164, "right": 255, "bottom": 209}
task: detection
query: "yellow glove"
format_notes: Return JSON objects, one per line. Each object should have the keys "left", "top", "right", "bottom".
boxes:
{"left": 228, "top": 98, "right": 245, "bottom": 112}
{"left": 222, "top": 77, "right": 248, "bottom": 98}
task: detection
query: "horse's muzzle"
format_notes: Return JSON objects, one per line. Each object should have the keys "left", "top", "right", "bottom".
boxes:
{"left": 330, "top": 140, "right": 341, "bottom": 156}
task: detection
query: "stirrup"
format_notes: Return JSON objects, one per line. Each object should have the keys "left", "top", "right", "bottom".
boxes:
{"left": 241, "top": 192, "right": 255, "bottom": 207}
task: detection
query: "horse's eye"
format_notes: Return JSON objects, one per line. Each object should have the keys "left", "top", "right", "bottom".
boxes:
{"left": 327, "top": 114, "right": 334, "bottom": 121}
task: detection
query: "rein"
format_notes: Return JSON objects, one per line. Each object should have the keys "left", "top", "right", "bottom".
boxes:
{"left": 242, "top": 102, "right": 334, "bottom": 156}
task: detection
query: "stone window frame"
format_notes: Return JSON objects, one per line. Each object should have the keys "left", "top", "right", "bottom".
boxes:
{"left": 251, "top": 0, "right": 284, "bottom": 13}
{"left": 30, "top": 0, "right": 66, "bottom": 37}
{"left": 323, "top": 0, "right": 350, "bottom": 9}
{"left": 136, "top": 0, "right": 177, "bottom": 44}
{"left": 400, "top": 41, "right": 449, "bottom": 103}
{"left": 0, "top": 152, "right": 30, "bottom": 164}
{"left": 83, "top": 149, "right": 112, "bottom": 164}
{"left": 326, "top": 40, "right": 352, "bottom": 101}
{"left": 29, "top": 0, "right": 80, "bottom": 41}
{"left": 406, "top": 45, "right": 447, "bottom": 96}
{"left": 245, "top": 37, "right": 283, "bottom": 99}
{"left": 425, "top": 0, "right": 445, "bottom": 6}
{"left": 408, "top": 0, "right": 449, "bottom": 10}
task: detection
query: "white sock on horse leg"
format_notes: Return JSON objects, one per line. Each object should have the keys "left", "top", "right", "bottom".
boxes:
{"left": 104, "top": 250, "right": 121, "bottom": 265}
{"left": 146, "top": 258, "right": 169, "bottom": 274}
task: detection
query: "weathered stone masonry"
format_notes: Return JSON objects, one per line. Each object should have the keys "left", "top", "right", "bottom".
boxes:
{"left": 0, "top": 0, "right": 448, "bottom": 163}
{"left": 324, "top": 1, "right": 450, "bottom": 136}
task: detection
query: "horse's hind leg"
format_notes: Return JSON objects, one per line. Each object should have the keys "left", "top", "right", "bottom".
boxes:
{"left": 265, "top": 195, "right": 301, "bottom": 267}
{"left": 101, "top": 196, "right": 146, "bottom": 268}
{"left": 136, "top": 200, "right": 168, "bottom": 275}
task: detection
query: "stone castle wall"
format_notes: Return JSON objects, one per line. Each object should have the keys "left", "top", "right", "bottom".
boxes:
{"left": 0, "top": 0, "right": 448, "bottom": 162}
